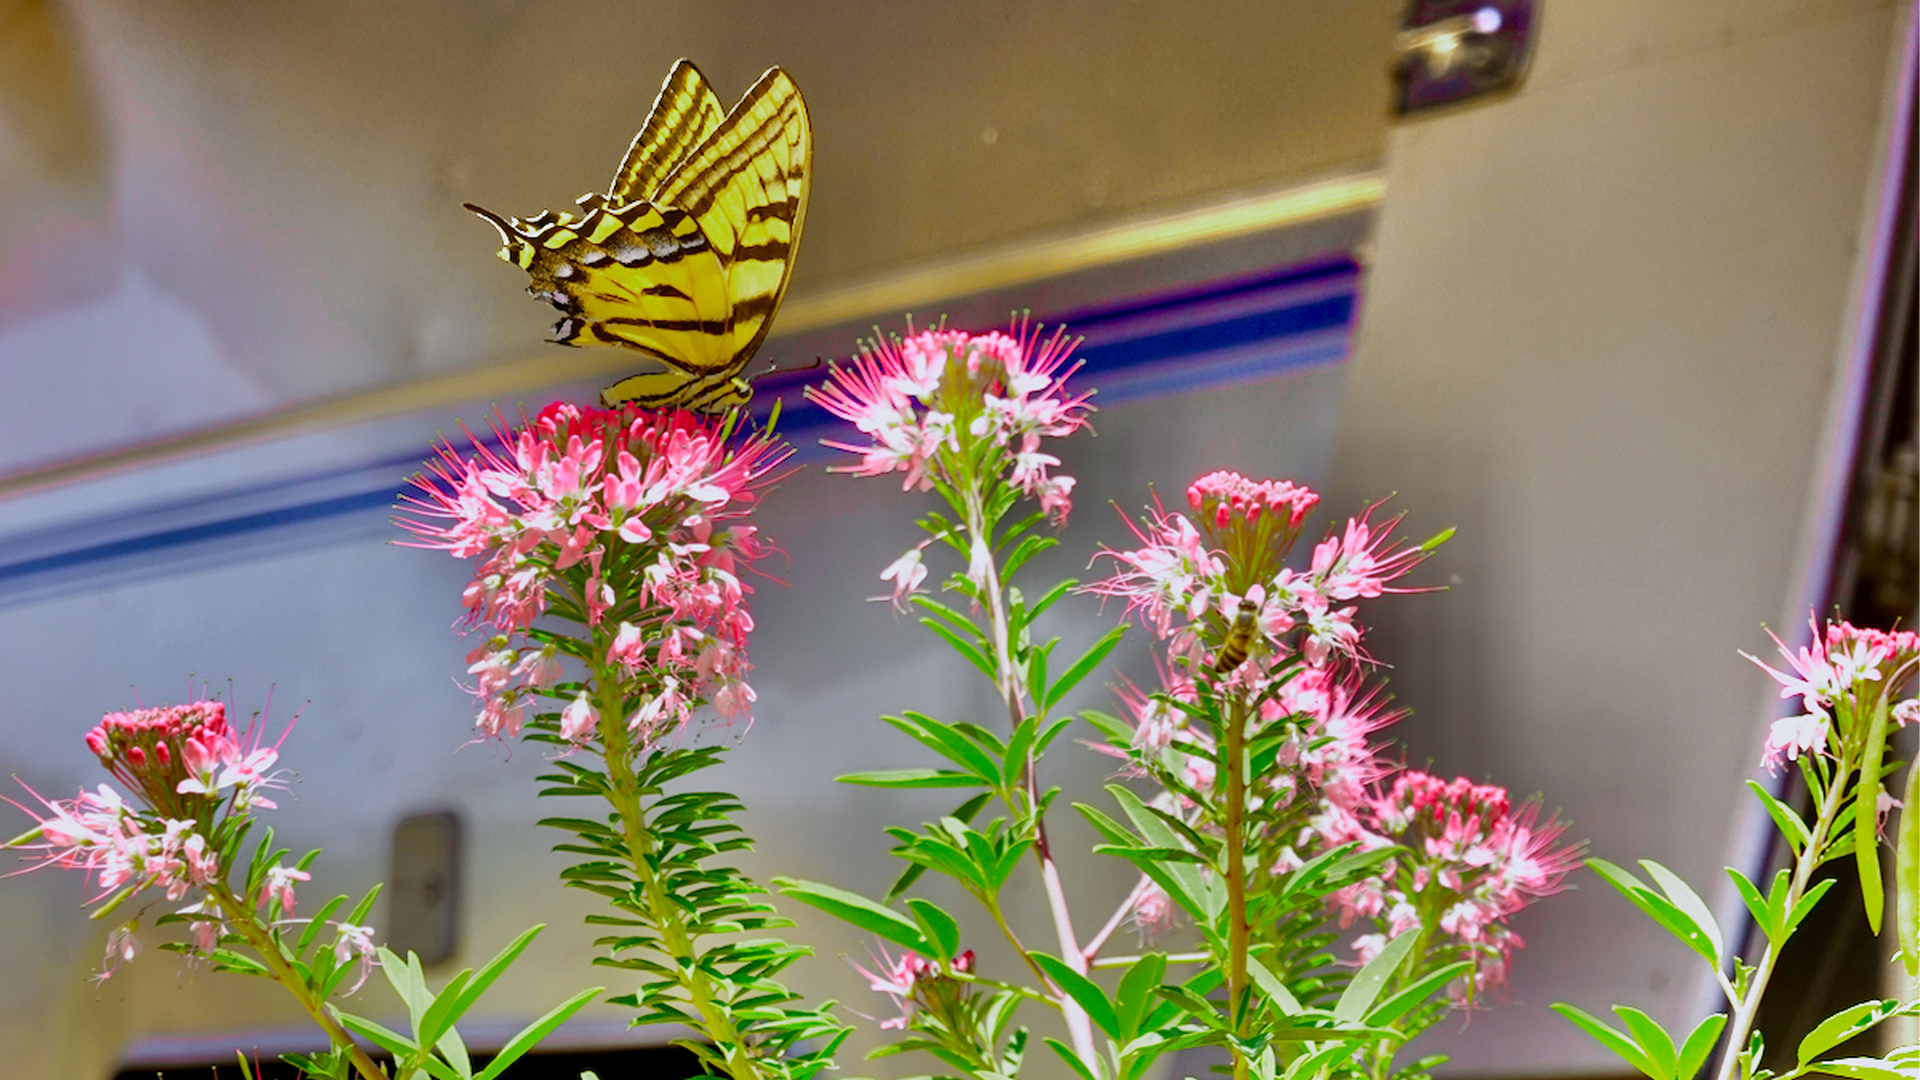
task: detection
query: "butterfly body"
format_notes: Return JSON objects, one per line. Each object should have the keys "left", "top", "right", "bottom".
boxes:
{"left": 466, "top": 61, "right": 810, "bottom": 413}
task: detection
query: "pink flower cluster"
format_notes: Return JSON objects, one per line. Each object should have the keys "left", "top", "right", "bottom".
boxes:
{"left": 851, "top": 945, "right": 976, "bottom": 1030}
{"left": 1328, "top": 773, "right": 1579, "bottom": 999}
{"left": 810, "top": 322, "right": 1090, "bottom": 520}
{"left": 1091, "top": 475, "right": 1431, "bottom": 680}
{"left": 8, "top": 702, "right": 372, "bottom": 985}
{"left": 400, "top": 402, "right": 785, "bottom": 743}
{"left": 1745, "top": 616, "right": 1919, "bottom": 767}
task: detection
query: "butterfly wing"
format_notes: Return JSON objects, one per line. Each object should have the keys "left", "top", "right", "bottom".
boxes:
{"left": 600, "top": 66, "right": 810, "bottom": 411}
{"left": 465, "top": 63, "right": 809, "bottom": 414}
{"left": 607, "top": 60, "right": 724, "bottom": 204}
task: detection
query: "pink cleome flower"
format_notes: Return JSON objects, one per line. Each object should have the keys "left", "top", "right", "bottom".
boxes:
{"left": 399, "top": 402, "right": 787, "bottom": 745}
{"left": 1744, "top": 615, "right": 1920, "bottom": 767}
{"left": 809, "top": 319, "right": 1091, "bottom": 518}
{"left": 1331, "top": 771, "right": 1582, "bottom": 1001}
{"left": 849, "top": 945, "right": 976, "bottom": 1030}
{"left": 1090, "top": 475, "right": 1435, "bottom": 678}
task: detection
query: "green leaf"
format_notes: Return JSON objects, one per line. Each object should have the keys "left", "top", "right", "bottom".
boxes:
{"left": 1726, "top": 868, "right": 1780, "bottom": 944}
{"left": 1244, "top": 952, "right": 1303, "bottom": 1014}
{"left": 838, "top": 768, "right": 990, "bottom": 789}
{"left": 334, "top": 1011, "right": 420, "bottom": 1060}
{"left": 1589, "top": 859, "right": 1720, "bottom": 966}
{"left": 1030, "top": 952, "right": 1120, "bottom": 1039}
{"left": 431, "top": 924, "right": 545, "bottom": 1049}
{"left": 1793, "top": 1058, "right": 1909, "bottom": 1080}
{"left": 1026, "top": 641, "right": 1051, "bottom": 711}
{"left": 1044, "top": 625, "right": 1127, "bottom": 712}
{"left": 1365, "top": 961, "right": 1474, "bottom": 1027}
{"left": 1786, "top": 877, "right": 1838, "bottom": 936}
{"left": 1023, "top": 580, "right": 1075, "bottom": 625}
{"left": 1796, "top": 999, "right": 1894, "bottom": 1067}
{"left": 882, "top": 791, "right": 993, "bottom": 902}
{"left": 1675, "top": 1012, "right": 1726, "bottom": 1079}
{"left": 1855, "top": 693, "right": 1891, "bottom": 934}
{"left": 1113, "top": 953, "right": 1167, "bottom": 1041}
{"left": 920, "top": 618, "right": 998, "bottom": 680}
{"left": 774, "top": 879, "right": 931, "bottom": 955}
{"left": 1639, "top": 860, "right": 1723, "bottom": 963}
{"left": 885, "top": 712, "right": 1003, "bottom": 784}
{"left": 1899, "top": 751, "right": 1918, "bottom": 977}
{"left": 1615, "top": 1006, "right": 1677, "bottom": 1079}
{"left": 1748, "top": 779, "right": 1811, "bottom": 856}
{"left": 1044, "top": 1037, "right": 1100, "bottom": 1080}
{"left": 1551, "top": 1003, "right": 1661, "bottom": 1077}
{"left": 1335, "top": 929, "right": 1416, "bottom": 1023}
{"left": 903, "top": 898, "right": 962, "bottom": 962}
{"left": 474, "top": 987, "right": 602, "bottom": 1080}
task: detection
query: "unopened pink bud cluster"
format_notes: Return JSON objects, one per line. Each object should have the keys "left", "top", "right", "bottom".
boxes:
{"left": 400, "top": 402, "right": 786, "bottom": 743}
{"left": 810, "top": 322, "right": 1090, "bottom": 522}
{"left": 85, "top": 702, "right": 284, "bottom": 820}
{"left": 1327, "top": 772, "right": 1579, "bottom": 1001}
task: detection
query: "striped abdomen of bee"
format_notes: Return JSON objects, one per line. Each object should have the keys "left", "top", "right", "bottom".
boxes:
{"left": 1212, "top": 597, "right": 1262, "bottom": 675}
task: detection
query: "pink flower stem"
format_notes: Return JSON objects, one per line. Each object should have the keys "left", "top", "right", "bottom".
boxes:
{"left": 589, "top": 651, "right": 764, "bottom": 1080}
{"left": 205, "top": 882, "right": 386, "bottom": 1080}
{"left": 1081, "top": 876, "right": 1151, "bottom": 964}
{"left": 961, "top": 482, "right": 1098, "bottom": 1064}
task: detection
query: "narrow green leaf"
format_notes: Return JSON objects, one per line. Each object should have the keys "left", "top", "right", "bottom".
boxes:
{"left": 1113, "top": 952, "right": 1167, "bottom": 1041}
{"left": 774, "top": 879, "right": 931, "bottom": 955}
{"left": 1244, "top": 952, "right": 1303, "bottom": 1014}
{"left": 1365, "top": 961, "right": 1474, "bottom": 1027}
{"left": 1614, "top": 1006, "right": 1677, "bottom": 1079}
{"left": 1796, "top": 999, "right": 1892, "bottom": 1067}
{"left": 1335, "top": 929, "right": 1416, "bottom": 1023}
{"left": 1589, "top": 859, "right": 1719, "bottom": 965}
{"left": 474, "top": 987, "right": 603, "bottom": 1080}
{"left": 1786, "top": 877, "right": 1838, "bottom": 936}
{"left": 920, "top": 618, "right": 998, "bottom": 680}
{"left": 1794, "top": 1058, "right": 1907, "bottom": 1080}
{"left": 1030, "top": 952, "right": 1121, "bottom": 1038}
{"left": 1044, "top": 1037, "right": 1100, "bottom": 1080}
{"left": 904, "top": 898, "right": 962, "bottom": 962}
{"left": 1675, "top": 1012, "right": 1726, "bottom": 1079}
{"left": 886, "top": 712, "right": 1003, "bottom": 784}
{"left": 1899, "top": 752, "right": 1918, "bottom": 976}
{"left": 334, "top": 1011, "right": 419, "bottom": 1059}
{"left": 1748, "top": 780, "right": 1811, "bottom": 856}
{"left": 1640, "top": 860, "right": 1724, "bottom": 963}
{"left": 837, "top": 768, "right": 990, "bottom": 789}
{"left": 1024, "top": 580, "right": 1075, "bottom": 624}
{"left": 884, "top": 792, "right": 992, "bottom": 901}
{"left": 1551, "top": 1003, "right": 1660, "bottom": 1077}
{"left": 1855, "top": 694, "right": 1891, "bottom": 934}
{"left": 437, "top": 924, "right": 544, "bottom": 1042}
{"left": 1725, "top": 868, "right": 1780, "bottom": 944}
{"left": 1044, "top": 625, "right": 1127, "bottom": 712}
{"left": 1026, "top": 642, "right": 1051, "bottom": 713}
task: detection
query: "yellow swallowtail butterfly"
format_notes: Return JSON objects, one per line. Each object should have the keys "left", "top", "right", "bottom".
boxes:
{"left": 465, "top": 60, "right": 811, "bottom": 413}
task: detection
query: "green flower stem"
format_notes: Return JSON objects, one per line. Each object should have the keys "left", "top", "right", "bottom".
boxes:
{"left": 589, "top": 656, "right": 763, "bottom": 1080}
{"left": 959, "top": 480, "right": 1099, "bottom": 1064}
{"left": 1223, "top": 694, "right": 1251, "bottom": 1080}
{"left": 206, "top": 883, "right": 387, "bottom": 1080}
{"left": 1714, "top": 746, "right": 1854, "bottom": 1080}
